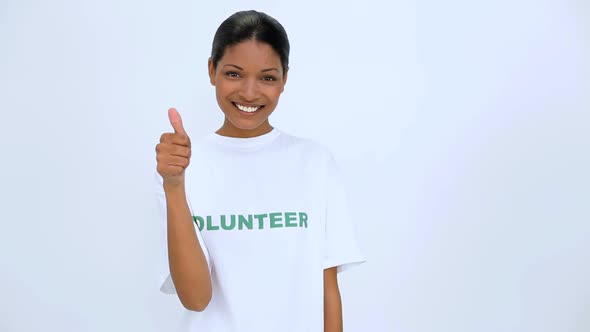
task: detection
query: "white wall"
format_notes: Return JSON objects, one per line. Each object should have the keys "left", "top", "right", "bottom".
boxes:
{"left": 1, "top": 0, "right": 588, "bottom": 331}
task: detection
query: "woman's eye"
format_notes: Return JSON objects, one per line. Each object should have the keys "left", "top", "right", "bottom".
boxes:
{"left": 262, "top": 76, "right": 277, "bottom": 81}
{"left": 225, "top": 71, "right": 240, "bottom": 78}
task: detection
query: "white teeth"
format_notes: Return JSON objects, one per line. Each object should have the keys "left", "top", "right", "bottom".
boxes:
{"left": 235, "top": 103, "right": 261, "bottom": 113}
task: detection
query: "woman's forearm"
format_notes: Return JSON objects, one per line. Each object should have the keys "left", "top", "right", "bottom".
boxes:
{"left": 165, "top": 182, "right": 212, "bottom": 311}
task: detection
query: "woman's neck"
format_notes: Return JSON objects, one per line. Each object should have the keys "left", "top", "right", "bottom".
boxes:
{"left": 215, "top": 119, "right": 273, "bottom": 138}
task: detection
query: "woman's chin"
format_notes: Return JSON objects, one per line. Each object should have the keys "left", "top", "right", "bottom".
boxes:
{"left": 220, "top": 115, "right": 271, "bottom": 135}
{"left": 224, "top": 110, "right": 271, "bottom": 128}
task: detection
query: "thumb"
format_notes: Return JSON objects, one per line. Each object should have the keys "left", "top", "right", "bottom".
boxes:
{"left": 168, "top": 108, "right": 186, "bottom": 135}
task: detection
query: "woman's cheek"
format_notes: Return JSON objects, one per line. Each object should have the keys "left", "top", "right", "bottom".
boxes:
{"left": 265, "top": 85, "right": 283, "bottom": 102}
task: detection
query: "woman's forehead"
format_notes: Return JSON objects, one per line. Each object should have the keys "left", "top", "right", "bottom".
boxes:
{"left": 220, "top": 40, "right": 282, "bottom": 70}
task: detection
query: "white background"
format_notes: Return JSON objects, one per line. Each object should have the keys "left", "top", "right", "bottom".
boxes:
{"left": 1, "top": 0, "right": 589, "bottom": 331}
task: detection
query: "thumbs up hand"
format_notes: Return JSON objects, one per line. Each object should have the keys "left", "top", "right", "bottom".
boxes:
{"left": 156, "top": 108, "right": 192, "bottom": 187}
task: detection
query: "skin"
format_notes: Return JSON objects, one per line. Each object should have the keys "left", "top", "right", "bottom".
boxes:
{"left": 157, "top": 110, "right": 212, "bottom": 311}
{"left": 208, "top": 39, "right": 287, "bottom": 138}
{"left": 324, "top": 267, "right": 343, "bottom": 332}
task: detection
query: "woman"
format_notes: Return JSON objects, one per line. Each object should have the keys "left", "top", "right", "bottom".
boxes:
{"left": 155, "top": 10, "right": 365, "bottom": 332}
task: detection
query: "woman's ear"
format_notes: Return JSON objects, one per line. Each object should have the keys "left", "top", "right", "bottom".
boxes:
{"left": 281, "top": 70, "right": 288, "bottom": 92}
{"left": 208, "top": 57, "right": 215, "bottom": 86}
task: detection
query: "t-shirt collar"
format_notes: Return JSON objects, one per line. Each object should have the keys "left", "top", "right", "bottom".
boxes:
{"left": 205, "top": 127, "right": 280, "bottom": 150}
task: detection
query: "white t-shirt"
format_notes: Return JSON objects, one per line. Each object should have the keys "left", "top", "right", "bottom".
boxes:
{"left": 154, "top": 128, "right": 365, "bottom": 332}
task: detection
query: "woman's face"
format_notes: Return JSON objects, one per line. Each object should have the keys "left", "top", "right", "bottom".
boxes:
{"left": 208, "top": 39, "right": 287, "bottom": 138}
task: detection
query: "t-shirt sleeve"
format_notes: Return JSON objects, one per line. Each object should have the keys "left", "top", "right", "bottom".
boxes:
{"left": 322, "top": 153, "right": 366, "bottom": 273}
{"left": 154, "top": 170, "right": 211, "bottom": 294}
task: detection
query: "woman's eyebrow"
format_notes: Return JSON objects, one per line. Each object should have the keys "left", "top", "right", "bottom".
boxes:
{"left": 223, "top": 64, "right": 243, "bottom": 70}
{"left": 224, "top": 64, "right": 279, "bottom": 73}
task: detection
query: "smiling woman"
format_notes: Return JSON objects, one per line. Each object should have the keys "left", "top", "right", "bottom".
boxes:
{"left": 208, "top": 40, "right": 287, "bottom": 137}
{"left": 208, "top": 11, "right": 289, "bottom": 138}
{"left": 154, "top": 9, "right": 365, "bottom": 332}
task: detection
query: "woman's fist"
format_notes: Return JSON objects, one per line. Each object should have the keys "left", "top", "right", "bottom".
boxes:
{"left": 156, "top": 108, "right": 192, "bottom": 187}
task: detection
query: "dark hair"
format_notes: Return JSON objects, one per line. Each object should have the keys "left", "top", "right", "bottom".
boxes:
{"left": 211, "top": 10, "right": 290, "bottom": 73}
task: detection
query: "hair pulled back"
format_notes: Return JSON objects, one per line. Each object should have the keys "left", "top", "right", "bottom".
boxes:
{"left": 211, "top": 10, "right": 290, "bottom": 73}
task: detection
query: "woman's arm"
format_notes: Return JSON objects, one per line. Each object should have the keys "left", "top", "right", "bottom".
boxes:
{"left": 324, "top": 267, "right": 343, "bottom": 332}
{"left": 165, "top": 181, "right": 212, "bottom": 311}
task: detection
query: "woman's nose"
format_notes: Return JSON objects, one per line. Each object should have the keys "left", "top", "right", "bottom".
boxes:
{"left": 238, "top": 78, "right": 259, "bottom": 101}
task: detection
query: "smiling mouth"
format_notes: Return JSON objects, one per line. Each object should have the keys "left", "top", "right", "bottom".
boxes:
{"left": 232, "top": 102, "right": 264, "bottom": 114}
